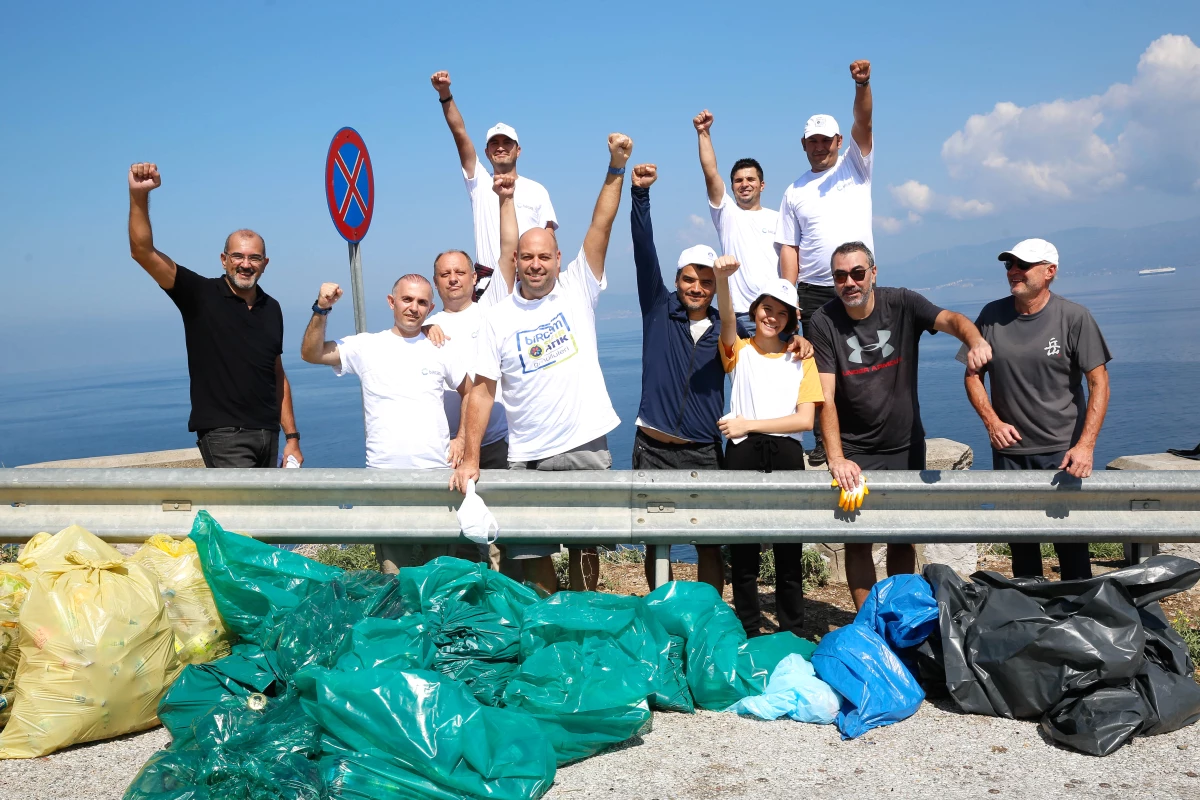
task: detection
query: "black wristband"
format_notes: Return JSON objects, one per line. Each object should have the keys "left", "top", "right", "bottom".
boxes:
{"left": 312, "top": 301, "right": 331, "bottom": 316}
{"left": 439, "top": 94, "right": 453, "bottom": 104}
{"left": 855, "top": 79, "right": 869, "bottom": 87}
{"left": 285, "top": 432, "right": 300, "bottom": 441}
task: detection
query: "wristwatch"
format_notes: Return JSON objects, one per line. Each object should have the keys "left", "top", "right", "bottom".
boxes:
{"left": 285, "top": 432, "right": 301, "bottom": 441}
{"left": 312, "top": 301, "right": 331, "bottom": 316}
{"left": 607, "top": 165, "right": 625, "bottom": 176}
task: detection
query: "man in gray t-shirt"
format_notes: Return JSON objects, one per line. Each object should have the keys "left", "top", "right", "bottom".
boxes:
{"left": 958, "top": 238, "right": 1111, "bottom": 581}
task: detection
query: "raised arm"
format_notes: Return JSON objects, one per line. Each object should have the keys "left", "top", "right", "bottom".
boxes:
{"left": 934, "top": 309, "right": 991, "bottom": 371}
{"left": 849, "top": 60, "right": 873, "bottom": 157}
{"left": 431, "top": 71, "right": 478, "bottom": 177}
{"left": 300, "top": 282, "right": 344, "bottom": 368}
{"left": 580, "top": 133, "right": 633, "bottom": 280}
{"left": 713, "top": 256, "right": 741, "bottom": 349}
{"left": 494, "top": 173, "right": 518, "bottom": 292}
{"left": 1060, "top": 364, "right": 1109, "bottom": 478}
{"left": 128, "top": 163, "right": 178, "bottom": 290}
{"left": 629, "top": 164, "right": 668, "bottom": 314}
{"left": 693, "top": 110, "right": 724, "bottom": 206}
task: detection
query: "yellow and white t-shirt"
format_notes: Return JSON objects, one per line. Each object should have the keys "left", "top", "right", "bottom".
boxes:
{"left": 720, "top": 338, "right": 824, "bottom": 443}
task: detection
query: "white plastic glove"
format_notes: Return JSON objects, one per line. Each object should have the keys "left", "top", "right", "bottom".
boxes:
{"left": 456, "top": 479, "right": 499, "bottom": 546}
{"left": 832, "top": 477, "right": 869, "bottom": 512}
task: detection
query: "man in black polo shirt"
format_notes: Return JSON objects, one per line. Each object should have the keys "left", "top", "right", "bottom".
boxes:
{"left": 127, "top": 162, "right": 302, "bottom": 468}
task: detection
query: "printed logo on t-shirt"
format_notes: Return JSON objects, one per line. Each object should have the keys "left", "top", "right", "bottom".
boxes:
{"left": 517, "top": 312, "right": 578, "bottom": 373}
{"left": 1044, "top": 337, "right": 1061, "bottom": 357}
{"left": 846, "top": 331, "right": 894, "bottom": 364}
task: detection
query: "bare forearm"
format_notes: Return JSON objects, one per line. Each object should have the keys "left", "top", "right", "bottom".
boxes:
{"left": 697, "top": 131, "right": 724, "bottom": 205}
{"left": 747, "top": 408, "right": 816, "bottom": 435}
{"left": 964, "top": 371, "right": 1001, "bottom": 427}
{"left": 278, "top": 366, "right": 296, "bottom": 432}
{"left": 1076, "top": 369, "right": 1109, "bottom": 447}
{"left": 300, "top": 312, "right": 333, "bottom": 364}
{"left": 716, "top": 278, "right": 737, "bottom": 346}
{"left": 497, "top": 195, "right": 518, "bottom": 291}
{"left": 440, "top": 100, "right": 476, "bottom": 174}
{"left": 128, "top": 192, "right": 154, "bottom": 258}
{"left": 936, "top": 311, "right": 984, "bottom": 348}
{"left": 818, "top": 381, "right": 845, "bottom": 460}
{"left": 780, "top": 245, "right": 799, "bottom": 285}
{"left": 582, "top": 171, "right": 624, "bottom": 276}
{"left": 456, "top": 380, "right": 473, "bottom": 441}
{"left": 461, "top": 382, "right": 496, "bottom": 462}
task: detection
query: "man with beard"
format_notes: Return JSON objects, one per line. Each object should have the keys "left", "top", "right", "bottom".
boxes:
{"left": 432, "top": 70, "right": 557, "bottom": 300}
{"left": 451, "top": 134, "right": 633, "bottom": 595}
{"left": 808, "top": 241, "right": 991, "bottom": 609}
{"left": 961, "top": 238, "right": 1111, "bottom": 580}
{"left": 301, "top": 273, "right": 471, "bottom": 573}
{"left": 127, "top": 162, "right": 302, "bottom": 469}
{"left": 777, "top": 59, "right": 875, "bottom": 465}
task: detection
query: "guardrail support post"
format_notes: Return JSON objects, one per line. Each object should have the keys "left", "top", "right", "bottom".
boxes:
{"left": 651, "top": 545, "right": 670, "bottom": 589}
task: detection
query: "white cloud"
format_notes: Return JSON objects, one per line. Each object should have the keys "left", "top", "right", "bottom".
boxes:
{"left": 877, "top": 216, "right": 905, "bottom": 234}
{"left": 941, "top": 34, "right": 1200, "bottom": 202}
{"left": 688, "top": 214, "right": 707, "bottom": 229}
{"left": 891, "top": 180, "right": 934, "bottom": 212}
{"left": 945, "top": 197, "right": 995, "bottom": 218}
{"left": 888, "top": 179, "right": 994, "bottom": 222}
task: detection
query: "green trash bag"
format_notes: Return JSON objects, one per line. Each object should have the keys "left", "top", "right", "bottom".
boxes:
{"left": 189, "top": 511, "right": 341, "bottom": 646}
{"left": 294, "top": 665, "right": 556, "bottom": 800}
{"left": 503, "top": 640, "right": 653, "bottom": 765}
{"left": 437, "top": 658, "right": 520, "bottom": 708}
{"left": 320, "top": 737, "right": 478, "bottom": 800}
{"left": 520, "top": 591, "right": 692, "bottom": 713}
{"left": 334, "top": 616, "right": 435, "bottom": 673}
{"left": 399, "top": 556, "right": 539, "bottom": 623}
{"left": 645, "top": 581, "right": 816, "bottom": 710}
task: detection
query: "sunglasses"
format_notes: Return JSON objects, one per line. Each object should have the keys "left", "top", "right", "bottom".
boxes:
{"left": 833, "top": 266, "right": 871, "bottom": 283}
{"left": 1002, "top": 258, "right": 1046, "bottom": 271}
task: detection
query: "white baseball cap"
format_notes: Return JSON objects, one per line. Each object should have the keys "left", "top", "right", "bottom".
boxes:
{"left": 998, "top": 238, "right": 1059, "bottom": 266}
{"left": 803, "top": 114, "right": 840, "bottom": 139}
{"left": 485, "top": 122, "right": 519, "bottom": 144}
{"left": 755, "top": 278, "right": 800, "bottom": 310}
{"left": 677, "top": 244, "right": 717, "bottom": 270}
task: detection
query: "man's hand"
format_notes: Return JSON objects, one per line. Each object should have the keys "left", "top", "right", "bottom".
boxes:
{"left": 430, "top": 70, "right": 452, "bottom": 100}
{"left": 713, "top": 255, "right": 740, "bottom": 278}
{"left": 492, "top": 172, "right": 516, "bottom": 199}
{"left": 631, "top": 163, "right": 657, "bottom": 189}
{"left": 423, "top": 324, "right": 448, "bottom": 347}
{"left": 281, "top": 438, "right": 303, "bottom": 468}
{"left": 449, "top": 460, "right": 480, "bottom": 494}
{"left": 827, "top": 456, "right": 862, "bottom": 494}
{"left": 317, "top": 282, "right": 343, "bottom": 310}
{"left": 986, "top": 420, "right": 1022, "bottom": 450}
{"left": 448, "top": 437, "right": 465, "bottom": 469}
{"left": 1060, "top": 444, "right": 1095, "bottom": 479}
{"left": 129, "top": 162, "right": 161, "bottom": 194}
{"left": 786, "top": 335, "right": 814, "bottom": 360}
{"left": 693, "top": 109, "right": 714, "bottom": 134}
{"left": 963, "top": 340, "right": 993, "bottom": 373}
{"left": 850, "top": 60, "right": 871, "bottom": 84}
{"left": 608, "top": 133, "right": 633, "bottom": 168}
{"left": 718, "top": 414, "right": 751, "bottom": 440}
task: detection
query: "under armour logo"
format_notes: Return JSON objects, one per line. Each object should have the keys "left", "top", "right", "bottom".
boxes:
{"left": 1045, "top": 337, "right": 1061, "bottom": 357}
{"left": 846, "top": 331, "right": 894, "bottom": 364}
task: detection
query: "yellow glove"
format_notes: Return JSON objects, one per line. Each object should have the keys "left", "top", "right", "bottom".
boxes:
{"left": 831, "top": 477, "right": 869, "bottom": 511}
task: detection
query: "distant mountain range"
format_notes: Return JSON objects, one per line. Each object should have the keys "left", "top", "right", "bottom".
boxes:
{"left": 888, "top": 216, "right": 1199, "bottom": 290}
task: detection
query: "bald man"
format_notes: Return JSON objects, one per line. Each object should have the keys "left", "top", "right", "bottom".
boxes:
{"left": 451, "top": 133, "right": 633, "bottom": 594}
{"left": 301, "top": 273, "right": 472, "bottom": 573}
{"left": 127, "top": 161, "right": 302, "bottom": 469}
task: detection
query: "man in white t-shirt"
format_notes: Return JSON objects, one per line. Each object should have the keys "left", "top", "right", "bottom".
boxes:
{"left": 432, "top": 70, "right": 557, "bottom": 300}
{"left": 777, "top": 59, "right": 874, "bottom": 465}
{"left": 694, "top": 109, "right": 781, "bottom": 337}
{"left": 300, "top": 273, "right": 471, "bottom": 574}
{"left": 450, "top": 133, "right": 634, "bottom": 595}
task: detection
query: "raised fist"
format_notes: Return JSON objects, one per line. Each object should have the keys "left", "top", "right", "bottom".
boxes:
{"left": 631, "top": 163, "right": 657, "bottom": 189}
{"left": 128, "top": 162, "right": 161, "bottom": 194}
{"left": 492, "top": 172, "right": 516, "bottom": 199}
{"left": 850, "top": 60, "right": 871, "bottom": 84}
{"left": 713, "top": 255, "right": 740, "bottom": 276}
{"left": 430, "top": 71, "right": 452, "bottom": 98}
{"left": 607, "top": 133, "right": 633, "bottom": 167}
{"left": 693, "top": 110, "right": 714, "bottom": 134}
{"left": 317, "top": 282, "right": 343, "bottom": 310}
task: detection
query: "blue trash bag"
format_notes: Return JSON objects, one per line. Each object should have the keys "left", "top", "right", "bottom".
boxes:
{"left": 811, "top": 624, "right": 925, "bottom": 738}
{"left": 854, "top": 575, "right": 939, "bottom": 652}
{"left": 726, "top": 654, "right": 840, "bottom": 725}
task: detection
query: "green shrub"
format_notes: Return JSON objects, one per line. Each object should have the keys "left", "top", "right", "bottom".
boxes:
{"left": 984, "top": 542, "right": 1125, "bottom": 560}
{"left": 757, "top": 547, "right": 830, "bottom": 591}
{"left": 1171, "top": 613, "right": 1200, "bottom": 673}
{"left": 312, "top": 543, "right": 380, "bottom": 572}
{"left": 552, "top": 550, "right": 569, "bottom": 590}
{"left": 600, "top": 545, "right": 646, "bottom": 565}
{"left": 0, "top": 544, "right": 17, "bottom": 564}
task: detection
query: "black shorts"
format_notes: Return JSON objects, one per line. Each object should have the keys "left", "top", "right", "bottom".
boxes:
{"left": 631, "top": 429, "right": 721, "bottom": 470}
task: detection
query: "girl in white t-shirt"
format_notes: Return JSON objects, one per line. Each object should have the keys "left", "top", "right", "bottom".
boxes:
{"left": 714, "top": 256, "right": 824, "bottom": 638}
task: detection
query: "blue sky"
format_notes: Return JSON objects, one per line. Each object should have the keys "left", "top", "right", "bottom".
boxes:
{"left": 2, "top": 1, "right": 1198, "bottom": 374}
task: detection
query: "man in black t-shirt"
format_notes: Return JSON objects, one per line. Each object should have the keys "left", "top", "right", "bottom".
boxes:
{"left": 808, "top": 241, "right": 991, "bottom": 609}
{"left": 127, "top": 162, "right": 302, "bottom": 469}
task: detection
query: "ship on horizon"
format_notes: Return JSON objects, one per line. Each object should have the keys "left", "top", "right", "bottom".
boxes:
{"left": 1139, "top": 266, "right": 1177, "bottom": 276}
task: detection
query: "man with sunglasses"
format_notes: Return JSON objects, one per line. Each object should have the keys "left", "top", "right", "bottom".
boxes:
{"left": 960, "top": 239, "right": 1111, "bottom": 581}
{"left": 808, "top": 241, "right": 991, "bottom": 609}
{"left": 127, "top": 162, "right": 302, "bottom": 470}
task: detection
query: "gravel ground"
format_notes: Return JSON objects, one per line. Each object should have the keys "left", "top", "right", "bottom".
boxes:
{"left": 2, "top": 700, "right": 1196, "bottom": 800}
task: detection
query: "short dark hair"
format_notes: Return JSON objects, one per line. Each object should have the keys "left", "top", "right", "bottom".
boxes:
{"left": 748, "top": 295, "right": 799, "bottom": 337}
{"left": 831, "top": 241, "right": 875, "bottom": 270}
{"left": 730, "top": 158, "right": 764, "bottom": 184}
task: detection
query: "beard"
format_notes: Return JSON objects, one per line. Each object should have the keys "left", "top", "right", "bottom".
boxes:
{"left": 839, "top": 281, "right": 873, "bottom": 308}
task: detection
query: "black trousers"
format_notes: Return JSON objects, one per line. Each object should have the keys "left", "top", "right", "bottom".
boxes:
{"left": 197, "top": 427, "right": 278, "bottom": 468}
{"left": 726, "top": 434, "right": 806, "bottom": 637}
{"left": 993, "top": 448, "right": 1092, "bottom": 581}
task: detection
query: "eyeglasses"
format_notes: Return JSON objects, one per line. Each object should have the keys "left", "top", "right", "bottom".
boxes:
{"left": 832, "top": 266, "right": 871, "bottom": 283}
{"left": 225, "top": 252, "right": 265, "bottom": 266}
{"left": 1002, "top": 258, "right": 1045, "bottom": 272}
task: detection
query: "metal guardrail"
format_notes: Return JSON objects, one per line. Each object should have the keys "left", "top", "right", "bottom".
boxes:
{"left": 2, "top": 468, "right": 1198, "bottom": 546}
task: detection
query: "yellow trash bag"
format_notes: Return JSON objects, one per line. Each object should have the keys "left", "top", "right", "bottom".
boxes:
{"left": 129, "top": 535, "right": 231, "bottom": 665}
{"left": 0, "top": 526, "right": 181, "bottom": 759}
{"left": 0, "top": 564, "right": 29, "bottom": 726}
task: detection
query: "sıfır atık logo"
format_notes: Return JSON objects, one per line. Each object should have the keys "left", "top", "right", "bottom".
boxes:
{"left": 846, "top": 331, "right": 894, "bottom": 364}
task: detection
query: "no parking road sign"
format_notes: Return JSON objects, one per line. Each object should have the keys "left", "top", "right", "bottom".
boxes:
{"left": 325, "top": 127, "right": 375, "bottom": 243}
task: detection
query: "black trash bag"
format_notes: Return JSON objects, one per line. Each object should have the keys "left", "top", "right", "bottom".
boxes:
{"left": 919, "top": 556, "right": 1200, "bottom": 756}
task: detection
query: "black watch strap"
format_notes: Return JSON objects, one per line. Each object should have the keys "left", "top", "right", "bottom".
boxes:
{"left": 285, "top": 432, "right": 300, "bottom": 441}
{"left": 312, "top": 301, "right": 331, "bottom": 316}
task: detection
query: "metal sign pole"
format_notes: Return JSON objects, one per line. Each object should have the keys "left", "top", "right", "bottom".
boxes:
{"left": 348, "top": 241, "right": 368, "bottom": 334}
